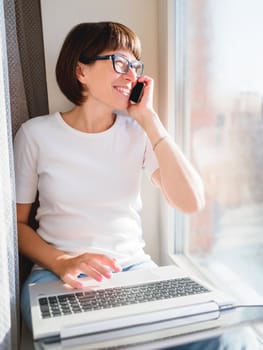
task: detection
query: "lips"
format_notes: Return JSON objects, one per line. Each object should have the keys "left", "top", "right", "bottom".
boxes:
{"left": 114, "top": 86, "right": 131, "bottom": 97}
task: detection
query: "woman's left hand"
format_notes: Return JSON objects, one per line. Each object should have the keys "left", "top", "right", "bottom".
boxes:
{"left": 127, "top": 75, "right": 157, "bottom": 130}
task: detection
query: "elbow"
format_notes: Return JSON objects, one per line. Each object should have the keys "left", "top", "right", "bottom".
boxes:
{"left": 184, "top": 176, "right": 206, "bottom": 213}
{"left": 185, "top": 192, "right": 206, "bottom": 213}
{"left": 165, "top": 184, "right": 206, "bottom": 214}
{"left": 184, "top": 183, "right": 206, "bottom": 213}
{"left": 170, "top": 195, "right": 205, "bottom": 214}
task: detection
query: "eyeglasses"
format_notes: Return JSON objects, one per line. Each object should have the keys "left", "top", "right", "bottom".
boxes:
{"left": 79, "top": 53, "right": 144, "bottom": 76}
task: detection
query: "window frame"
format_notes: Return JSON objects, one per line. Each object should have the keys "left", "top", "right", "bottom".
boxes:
{"left": 159, "top": 0, "right": 188, "bottom": 259}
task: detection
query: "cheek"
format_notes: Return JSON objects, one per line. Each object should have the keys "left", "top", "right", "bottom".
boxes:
{"left": 86, "top": 80, "right": 111, "bottom": 98}
{"left": 86, "top": 71, "right": 114, "bottom": 96}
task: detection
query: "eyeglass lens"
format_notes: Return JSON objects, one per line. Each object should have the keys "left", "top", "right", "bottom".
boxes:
{"left": 113, "top": 55, "right": 143, "bottom": 76}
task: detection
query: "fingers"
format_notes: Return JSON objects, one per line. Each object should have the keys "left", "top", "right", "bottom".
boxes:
{"left": 97, "top": 255, "right": 122, "bottom": 273}
{"left": 59, "top": 253, "right": 122, "bottom": 288}
{"left": 63, "top": 273, "right": 84, "bottom": 289}
{"left": 79, "top": 254, "right": 122, "bottom": 281}
{"left": 128, "top": 75, "right": 154, "bottom": 114}
{"left": 80, "top": 263, "right": 110, "bottom": 282}
{"left": 137, "top": 75, "right": 153, "bottom": 86}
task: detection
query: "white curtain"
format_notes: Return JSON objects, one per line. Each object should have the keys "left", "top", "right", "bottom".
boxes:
{"left": 0, "top": 0, "right": 49, "bottom": 348}
{"left": 0, "top": 0, "right": 19, "bottom": 348}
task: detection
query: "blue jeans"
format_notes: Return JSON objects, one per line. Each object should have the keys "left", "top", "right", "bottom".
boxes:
{"left": 21, "top": 262, "right": 259, "bottom": 349}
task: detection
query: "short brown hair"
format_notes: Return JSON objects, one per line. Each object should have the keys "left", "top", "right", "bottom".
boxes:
{"left": 56, "top": 22, "right": 142, "bottom": 105}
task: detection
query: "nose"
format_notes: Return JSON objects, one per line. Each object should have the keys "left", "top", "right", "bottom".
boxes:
{"left": 124, "top": 67, "right": 138, "bottom": 81}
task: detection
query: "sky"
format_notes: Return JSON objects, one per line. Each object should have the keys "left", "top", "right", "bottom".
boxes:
{"left": 210, "top": 0, "right": 263, "bottom": 109}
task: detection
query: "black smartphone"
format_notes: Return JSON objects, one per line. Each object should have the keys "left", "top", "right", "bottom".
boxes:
{"left": 129, "top": 81, "right": 144, "bottom": 104}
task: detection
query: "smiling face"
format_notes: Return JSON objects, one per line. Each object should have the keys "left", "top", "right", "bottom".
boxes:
{"left": 77, "top": 50, "right": 139, "bottom": 111}
{"left": 56, "top": 22, "right": 142, "bottom": 106}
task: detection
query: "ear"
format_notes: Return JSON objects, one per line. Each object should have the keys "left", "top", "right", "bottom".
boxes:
{"left": 75, "top": 62, "right": 88, "bottom": 84}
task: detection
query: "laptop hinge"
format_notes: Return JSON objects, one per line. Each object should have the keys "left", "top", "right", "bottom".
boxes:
{"left": 60, "top": 301, "right": 219, "bottom": 340}
{"left": 36, "top": 334, "right": 61, "bottom": 346}
{"left": 60, "top": 308, "right": 220, "bottom": 348}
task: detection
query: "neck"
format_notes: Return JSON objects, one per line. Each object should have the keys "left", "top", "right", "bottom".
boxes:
{"left": 61, "top": 106, "right": 116, "bottom": 133}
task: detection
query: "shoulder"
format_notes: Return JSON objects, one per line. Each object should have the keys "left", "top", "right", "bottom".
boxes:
{"left": 14, "top": 112, "right": 60, "bottom": 149}
{"left": 20, "top": 112, "right": 59, "bottom": 133}
{"left": 16, "top": 112, "right": 60, "bottom": 141}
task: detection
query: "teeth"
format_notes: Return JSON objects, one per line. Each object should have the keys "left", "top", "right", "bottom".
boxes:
{"left": 115, "top": 87, "right": 131, "bottom": 95}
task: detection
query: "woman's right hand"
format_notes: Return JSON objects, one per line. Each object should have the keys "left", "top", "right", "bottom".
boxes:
{"left": 54, "top": 252, "right": 122, "bottom": 288}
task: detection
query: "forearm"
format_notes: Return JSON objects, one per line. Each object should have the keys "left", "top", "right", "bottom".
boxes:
{"left": 17, "top": 223, "right": 122, "bottom": 287}
{"left": 17, "top": 222, "right": 68, "bottom": 275}
{"left": 144, "top": 113, "right": 205, "bottom": 213}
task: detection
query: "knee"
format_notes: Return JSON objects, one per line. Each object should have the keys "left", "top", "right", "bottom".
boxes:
{"left": 20, "top": 282, "right": 32, "bottom": 331}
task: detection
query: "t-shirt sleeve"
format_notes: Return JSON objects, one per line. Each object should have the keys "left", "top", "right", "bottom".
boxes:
{"left": 13, "top": 124, "right": 38, "bottom": 203}
{"left": 143, "top": 135, "right": 159, "bottom": 182}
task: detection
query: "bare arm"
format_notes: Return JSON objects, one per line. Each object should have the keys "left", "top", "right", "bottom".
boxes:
{"left": 127, "top": 76, "right": 205, "bottom": 213}
{"left": 17, "top": 203, "right": 122, "bottom": 288}
{"left": 147, "top": 116, "right": 205, "bottom": 213}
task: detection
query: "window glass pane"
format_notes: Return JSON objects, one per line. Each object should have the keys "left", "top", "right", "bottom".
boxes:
{"left": 181, "top": 0, "right": 263, "bottom": 299}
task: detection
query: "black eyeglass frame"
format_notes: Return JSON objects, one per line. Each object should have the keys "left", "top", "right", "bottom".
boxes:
{"left": 79, "top": 53, "right": 144, "bottom": 76}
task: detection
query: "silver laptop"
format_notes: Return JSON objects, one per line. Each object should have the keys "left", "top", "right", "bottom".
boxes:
{"left": 29, "top": 265, "right": 235, "bottom": 343}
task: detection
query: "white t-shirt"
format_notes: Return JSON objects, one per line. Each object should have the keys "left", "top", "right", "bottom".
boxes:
{"left": 14, "top": 112, "right": 159, "bottom": 266}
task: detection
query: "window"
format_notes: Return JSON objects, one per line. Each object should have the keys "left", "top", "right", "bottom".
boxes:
{"left": 170, "top": 0, "right": 263, "bottom": 300}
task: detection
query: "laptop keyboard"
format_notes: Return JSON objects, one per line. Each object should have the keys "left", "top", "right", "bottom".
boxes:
{"left": 38, "top": 278, "right": 210, "bottom": 319}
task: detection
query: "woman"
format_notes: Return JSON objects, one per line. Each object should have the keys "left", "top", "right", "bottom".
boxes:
{"left": 14, "top": 22, "right": 205, "bottom": 330}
